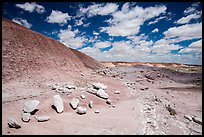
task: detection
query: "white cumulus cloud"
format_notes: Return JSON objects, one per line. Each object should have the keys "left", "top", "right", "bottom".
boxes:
{"left": 148, "top": 16, "right": 166, "bottom": 25}
{"left": 179, "top": 39, "right": 202, "bottom": 54}
{"left": 94, "top": 41, "right": 111, "bottom": 49}
{"left": 79, "top": 38, "right": 201, "bottom": 64}
{"left": 151, "top": 39, "right": 182, "bottom": 54}
{"left": 100, "top": 3, "right": 167, "bottom": 37}
{"left": 176, "top": 13, "right": 201, "bottom": 24}
{"left": 80, "top": 3, "right": 119, "bottom": 17}
{"left": 184, "top": 2, "right": 201, "bottom": 15}
{"left": 15, "top": 2, "right": 45, "bottom": 14}
{"left": 164, "top": 23, "right": 202, "bottom": 43}
{"left": 58, "top": 25, "right": 85, "bottom": 49}
{"left": 12, "top": 18, "right": 32, "bottom": 28}
{"left": 46, "top": 10, "right": 71, "bottom": 26}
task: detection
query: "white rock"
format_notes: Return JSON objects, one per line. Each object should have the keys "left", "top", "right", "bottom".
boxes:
{"left": 114, "top": 90, "right": 120, "bottom": 94}
{"left": 51, "top": 84, "right": 59, "bottom": 90}
{"left": 89, "top": 101, "right": 93, "bottom": 108}
{"left": 95, "top": 110, "right": 100, "bottom": 113}
{"left": 21, "top": 113, "right": 31, "bottom": 122}
{"left": 23, "top": 100, "right": 40, "bottom": 113}
{"left": 62, "top": 88, "right": 71, "bottom": 93}
{"left": 192, "top": 116, "right": 202, "bottom": 125}
{"left": 92, "top": 83, "right": 107, "bottom": 90}
{"left": 70, "top": 98, "right": 80, "bottom": 109}
{"left": 65, "top": 84, "right": 76, "bottom": 89}
{"left": 53, "top": 95, "right": 64, "bottom": 113}
{"left": 96, "top": 89, "right": 109, "bottom": 99}
{"left": 112, "top": 105, "right": 116, "bottom": 108}
{"left": 184, "top": 115, "right": 192, "bottom": 121}
{"left": 87, "top": 88, "right": 97, "bottom": 94}
{"left": 117, "top": 97, "right": 120, "bottom": 100}
{"left": 106, "top": 99, "right": 112, "bottom": 104}
{"left": 8, "top": 118, "right": 21, "bottom": 128}
{"left": 56, "top": 88, "right": 63, "bottom": 93}
{"left": 35, "top": 116, "right": 50, "bottom": 122}
{"left": 80, "top": 94, "right": 85, "bottom": 99}
{"left": 57, "top": 87, "right": 64, "bottom": 91}
{"left": 77, "top": 106, "right": 86, "bottom": 114}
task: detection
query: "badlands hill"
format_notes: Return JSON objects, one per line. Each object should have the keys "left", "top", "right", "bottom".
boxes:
{"left": 2, "top": 18, "right": 103, "bottom": 83}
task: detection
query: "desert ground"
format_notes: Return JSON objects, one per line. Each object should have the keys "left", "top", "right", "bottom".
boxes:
{"left": 2, "top": 63, "right": 202, "bottom": 135}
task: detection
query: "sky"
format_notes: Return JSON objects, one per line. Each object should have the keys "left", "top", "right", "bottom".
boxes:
{"left": 2, "top": 2, "right": 202, "bottom": 65}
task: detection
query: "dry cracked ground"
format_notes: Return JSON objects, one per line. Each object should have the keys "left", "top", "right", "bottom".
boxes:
{"left": 2, "top": 64, "right": 202, "bottom": 135}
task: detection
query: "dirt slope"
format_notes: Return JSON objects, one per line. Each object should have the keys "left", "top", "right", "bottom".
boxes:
{"left": 2, "top": 18, "right": 103, "bottom": 83}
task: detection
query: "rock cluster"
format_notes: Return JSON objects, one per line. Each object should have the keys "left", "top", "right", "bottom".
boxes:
{"left": 87, "top": 83, "right": 109, "bottom": 99}
{"left": 184, "top": 115, "right": 202, "bottom": 125}
{"left": 8, "top": 82, "right": 121, "bottom": 130}
{"left": 51, "top": 83, "right": 76, "bottom": 95}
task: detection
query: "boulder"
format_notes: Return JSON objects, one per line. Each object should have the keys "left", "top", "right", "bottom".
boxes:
{"left": 8, "top": 118, "right": 21, "bottom": 128}
{"left": 89, "top": 101, "right": 93, "bottom": 108}
{"left": 23, "top": 100, "right": 40, "bottom": 113}
{"left": 21, "top": 113, "right": 31, "bottom": 122}
{"left": 70, "top": 98, "right": 80, "bottom": 109}
{"left": 106, "top": 99, "right": 112, "bottom": 105}
{"left": 184, "top": 115, "right": 192, "bottom": 121}
{"left": 96, "top": 89, "right": 109, "bottom": 99}
{"left": 77, "top": 106, "right": 86, "bottom": 114}
{"left": 114, "top": 90, "right": 120, "bottom": 94}
{"left": 35, "top": 116, "right": 50, "bottom": 122}
{"left": 92, "top": 83, "right": 107, "bottom": 90}
{"left": 53, "top": 95, "right": 64, "bottom": 113}
{"left": 192, "top": 116, "right": 202, "bottom": 125}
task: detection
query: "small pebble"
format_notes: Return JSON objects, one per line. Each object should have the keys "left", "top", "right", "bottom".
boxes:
{"left": 95, "top": 110, "right": 100, "bottom": 113}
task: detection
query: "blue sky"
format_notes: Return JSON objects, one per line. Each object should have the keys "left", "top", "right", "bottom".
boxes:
{"left": 2, "top": 2, "right": 202, "bottom": 65}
